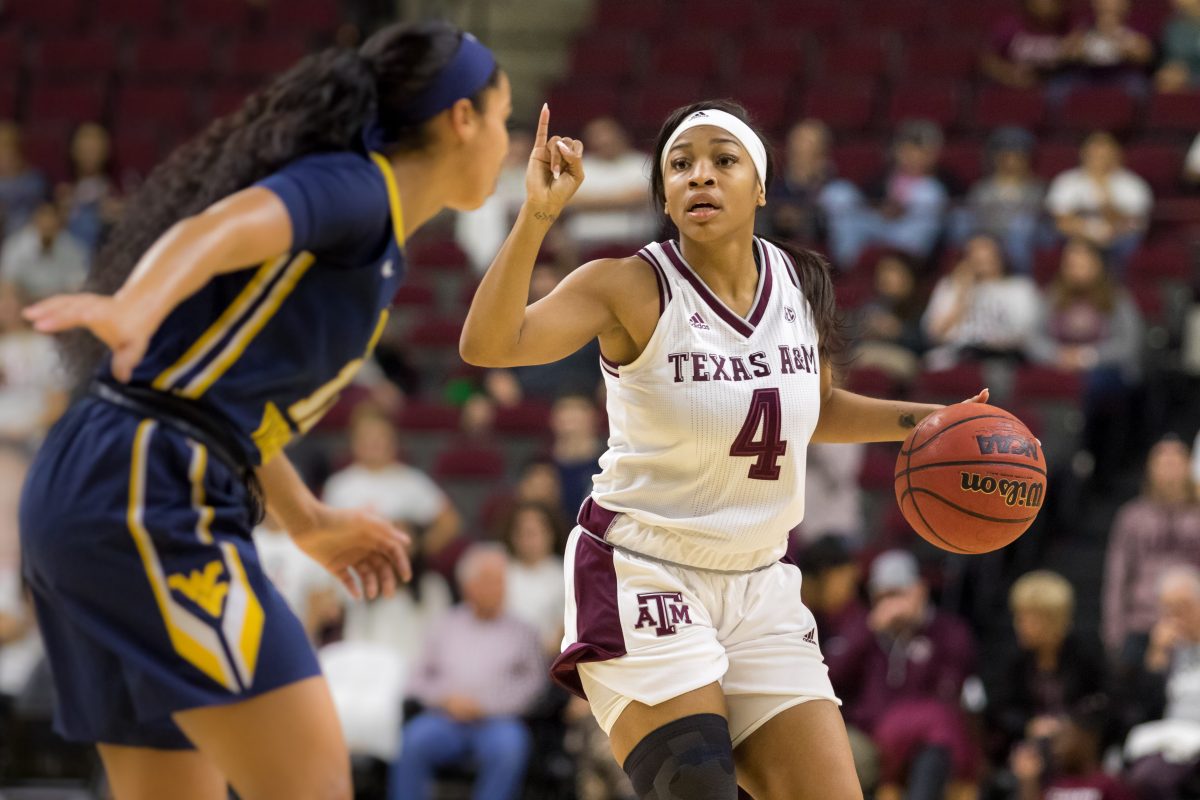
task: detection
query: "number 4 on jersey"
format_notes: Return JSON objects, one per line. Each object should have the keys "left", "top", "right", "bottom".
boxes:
{"left": 730, "top": 388, "right": 787, "bottom": 480}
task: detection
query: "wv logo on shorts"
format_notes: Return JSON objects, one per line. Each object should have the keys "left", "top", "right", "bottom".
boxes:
{"left": 168, "top": 560, "right": 229, "bottom": 618}
{"left": 634, "top": 592, "right": 692, "bottom": 637}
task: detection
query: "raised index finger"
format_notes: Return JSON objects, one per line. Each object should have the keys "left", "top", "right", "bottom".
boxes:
{"left": 534, "top": 103, "right": 550, "bottom": 150}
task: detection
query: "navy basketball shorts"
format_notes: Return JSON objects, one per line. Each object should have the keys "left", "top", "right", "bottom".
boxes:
{"left": 552, "top": 520, "right": 841, "bottom": 748}
{"left": 19, "top": 398, "right": 320, "bottom": 749}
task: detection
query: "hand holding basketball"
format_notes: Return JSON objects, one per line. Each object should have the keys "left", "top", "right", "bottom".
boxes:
{"left": 895, "top": 403, "right": 1046, "bottom": 554}
{"left": 526, "top": 103, "right": 585, "bottom": 213}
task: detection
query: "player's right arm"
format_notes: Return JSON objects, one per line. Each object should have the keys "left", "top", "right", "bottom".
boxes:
{"left": 23, "top": 187, "right": 293, "bottom": 381}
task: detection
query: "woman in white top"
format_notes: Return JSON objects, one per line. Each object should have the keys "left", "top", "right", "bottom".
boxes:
{"left": 503, "top": 501, "right": 567, "bottom": 655}
{"left": 461, "top": 99, "right": 986, "bottom": 800}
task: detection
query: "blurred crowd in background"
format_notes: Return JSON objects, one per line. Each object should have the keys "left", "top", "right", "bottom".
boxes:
{"left": 2, "top": 0, "right": 1200, "bottom": 798}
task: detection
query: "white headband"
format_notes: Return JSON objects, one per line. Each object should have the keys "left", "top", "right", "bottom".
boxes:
{"left": 660, "top": 108, "right": 768, "bottom": 190}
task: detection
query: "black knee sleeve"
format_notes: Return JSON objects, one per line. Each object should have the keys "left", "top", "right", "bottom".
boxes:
{"left": 622, "top": 713, "right": 738, "bottom": 800}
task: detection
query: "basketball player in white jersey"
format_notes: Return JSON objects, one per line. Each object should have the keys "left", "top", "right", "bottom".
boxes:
{"left": 461, "top": 100, "right": 987, "bottom": 800}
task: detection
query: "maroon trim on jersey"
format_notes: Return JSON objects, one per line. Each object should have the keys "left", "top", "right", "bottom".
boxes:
{"left": 599, "top": 355, "right": 620, "bottom": 379}
{"left": 550, "top": 526, "right": 626, "bottom": 699}
{"left": 662, "top": 240, "right": 772, "bottom": 338}
{"left": 577, "top": 496, "right": 620, "bottom": 539}
{"left": 636, "top": 249, "right": 672, "bottom": 317}
{"left": 775, "top": 243, "right": 801, "bottom": 288}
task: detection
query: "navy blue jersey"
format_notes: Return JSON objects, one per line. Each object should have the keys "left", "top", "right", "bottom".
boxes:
{"left": 116, "top": 150, "right": 408, "bottom": 465}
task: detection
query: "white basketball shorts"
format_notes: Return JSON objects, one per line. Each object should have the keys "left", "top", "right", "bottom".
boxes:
{"left": 550, "top": 500, "right": 840, "bottom": 749}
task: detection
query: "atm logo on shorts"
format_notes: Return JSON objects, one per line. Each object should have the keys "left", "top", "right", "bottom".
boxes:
{"left": 634, "top": 591, "right": 692, "bottom": 637}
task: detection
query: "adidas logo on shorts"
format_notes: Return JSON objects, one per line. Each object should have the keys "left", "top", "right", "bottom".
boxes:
{"left": 801, "top": 628, "right": 818, "bottom": 646}
{"left": 688, "top": 312, "right": 710, "bottom": 330}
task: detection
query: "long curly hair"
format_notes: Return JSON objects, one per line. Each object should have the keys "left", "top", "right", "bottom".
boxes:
{"left": 66, "top": 20, "right": 499, "bottom": 383}
{"left": 649, "top": 99, "right": 845, "bottom": 364}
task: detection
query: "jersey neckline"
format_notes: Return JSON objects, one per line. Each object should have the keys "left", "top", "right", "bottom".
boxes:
{"left": 658, "top": 238, "right": 774, "bottom": 339}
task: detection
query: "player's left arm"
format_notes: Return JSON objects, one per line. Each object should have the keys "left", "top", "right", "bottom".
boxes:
{"left": 256, "top": 453, "right": 412, "bottom": 598}
{"left": 810, "top": 362, "right": 989, "bottom": 444}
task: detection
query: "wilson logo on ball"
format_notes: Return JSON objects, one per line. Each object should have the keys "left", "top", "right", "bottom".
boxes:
{"left": 975, "top": 434, "right": 1038, "bottom": 459}
{"left": 959, "top": 472, "right": 1045, "bottom": 508}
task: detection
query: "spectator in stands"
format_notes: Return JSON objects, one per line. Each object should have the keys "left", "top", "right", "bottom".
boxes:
{"left": 323, "top": 405, "right": 459, "bottom": 644}
{"left": 923, "top": 233, "right": 1040, "bottom": 369}
{"left": 1123, "top": 565, "right": 1200, "bottom": 799}
{"left": 800, "top": 444, "right": 866, "bottom": 543}
{"left": 456, "top": 128, "right": 532, "bottom": 274}
{"left": 0, "top": 442, "right": 37, "bottom": 704}
{"left": 1186, "top": 133, "right": 1200, "bottom": 187}
{"left": 1103, "top": 436, "right": 1200, "bottom": 670}
{"left": 390, "top": 544, "right": 544, "bottom": 800}
{"left": 1054, "top": 0, "right": 1155, "bottom": 100}
{"left": 550, "top": 393, "right": 603, "bottom": 515}
{"left": 502, "top": 501, "right": 566, "bottom": 656}
{"left": 1045, "top": 132, "right": 1152, "bottom": 271}
{"left": 564, "top": 117, "right": 654, "bottom": 251}
{"left": 252, "top": 513, "right": 342, "bottom": 645}
{"left": 483, "top": 456, "right": 570, "bottom": 539}
{"left": 982, "top": 0, "right": 1071, "bottom": 88}
{"left": 58, "top": 122, "right": 121, "bottom": 251}
{"left": 0, "top": 122, "right": 47, "bottom": 237}
{"left": 829, "top": 550, "right": 978, "bottom": 800}
{"left": 965, "top": 127, "right": 1046, "bottom": 274}
{"left": 851, "top": 251, "right": 927, "bottom": 380}
{"left": 760, "top": 119, "right": 834, "bottom": 246}
{"left": 0, "top": 282, "right": 66, "bottom": 446}
{"left": 1028, "top": 238, "right": 1143, "bottom": 477}
{"left": 985, "top": 571, "right": 1109, "bottom": 762}
{"left": 0, "top": 201, "right": 89, "bottom": 301}
{"left": 1011, "top": 696, "right": 1135, "bottom": 800}
{"left": 1156, "top": 0, "right": 1200, "bottom": 91}
{"left": 819, "top": 120, "right": 949, "bottom": 269}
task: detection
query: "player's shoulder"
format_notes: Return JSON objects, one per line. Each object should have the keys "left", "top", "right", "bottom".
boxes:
{"left": 268, "top": 150, "right": 386, "bottom": 194}
{"left": 564, "top": 253, "right": 661, "bottom": 300}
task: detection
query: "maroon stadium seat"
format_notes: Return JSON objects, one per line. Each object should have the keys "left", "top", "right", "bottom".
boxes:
{"left": 652, "top": 40, "right": 720, "bottom": 80}
{"left": 591, "top": 1, "right": 665, "bottom": 35}
{"left": 685, "top": 0, "right": 756, "bottom": 34}
{"left": 804, "top": 81, "right": 878, "bottom": 132}
{"left": 130, "top": 36, "right": 215, "bottom": 80}
{"left": 1129, "top": 283, "right": 1166, "bottom": 324}
{"left": 116, "top": 85, "right": 197, "bottom": 134}
{"left": 832, "top": 271, "right": 874, "bottom": 309}
{"left": 939, "top": 140, "right": 985, "bottom": 187}
{"left": 406, "top": 316, "right": 464, "bottom": 349}
{"left": 0, "top": 33, "right": 25, "bottom": 73}
{"left": 844, "top": 367, "right": 898, "bottom": 398}
{"left": 1056, "top": 87, "right": 1137, "bottom": 134}
{"left": 819, "top": 38, "right": 891, "bottom": 81}
{"left": 765, "top": 2, "right": 846, "bottom": 36}
{"left": 395, "top": 400, "right": 461, "bottom": 433}
{"left": 228, "top": 39, "right": 309, "bottom": 80}
{"left": 1146, "top": 91, "right": 1200, "bottom": 135}
{"left": 433, "top": 443, "right": 506, "bottom": 481}
{"left": 1124, "top": 143, "right": 1184, "bottom": 196}
{"left": 546, "top": 84, "right": 621, "bottom": 135}
{"left": 939, "top": 2, "right": 1011, "bottom": 36}
{"left": 207, "top": 84, "right": 253, "bottom": 118}
{"left": 568, "top": 35, "right": 637, "bottom": 82}
{"left": 32, "top": 34, "right": 119, "bottom": 77}
{"left": 859, "top": 444, "right": 896, "bottom": 491}
{"left": 5, "top": 0, "right": 84, "bottom": 29}
{"left": 101, "top": 0, "right": 171, "bottom": 31}
{"left": 311, "top": 384, "right": 370, "bottom": 432}
{"left": 1034, "top": 141, "right": 1079, "bottom": 181}
{"left": 22, "top": 125, "right": 71, "bottom": 183}
{"left": 266, "top": 0, "right": 339, "bottom": 34}
{"left": 391, "top": 282, "right": 436, "bottom": 308}
{"left": 0, "top": 83, "right": 14, "bottom": 120}
{"left": 630, "top": 82, "right": 705, "bottom": 135}
{"left": 1032, "top": 247, "right": 1063, "bottom": 285}
{"left": 1128, "top": 239, "right": 1194, "bottom": 283}
{"left": 857, "top": 1, "right": 931, "bottom": 36}
{"left": 733, "top": 80, "right": 795, "bottom": 135}
{"left": 1012, "top": 365, "right": 1084, "bottom": 401}
{"left": 179, "top": 0, "right": 251, "bottom": 29}
{"left": 911, "top": 363, "right": 986, "bottom": 402}
{"left": 899, "top": 42, "right": 978, "bottom": 81}
{"left": 493, "top": 401, "right": 553, "bottom": 435}
{"left": 408, "top": 239, "right": 469, "bottom": 272}
{"left": 972, "top": 87, "right": 1047, "bottom": 131}
{"left": 830, "top": 139, "right": 885, "bottom": 185}
{"left": 112, "top": 126, "right": 164, "bottom": 183}
{"left": 733, "top": 39, "right": 806, "bottom": 83}
{"left": 27, "top": 80, "right": 108, "bottom": 126}
{"left": 887, "top": 84, "right": 964, "bottom": 130}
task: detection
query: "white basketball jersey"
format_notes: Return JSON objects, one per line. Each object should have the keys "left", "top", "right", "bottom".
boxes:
{"left": 590, "top": 237, "right": 823, "bottom": 571}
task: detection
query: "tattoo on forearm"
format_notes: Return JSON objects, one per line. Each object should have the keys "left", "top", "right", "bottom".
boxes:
{"left": 533, "top": 211, "right": 557, "bottom": 223}
{"left": 899, "top": 413, "right": 917, "bottom": 429}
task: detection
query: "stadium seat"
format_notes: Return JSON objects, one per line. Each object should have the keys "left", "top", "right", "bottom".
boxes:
{"left": 733, "top": 39, "right": 807, "bottom": 83}
{"left": 684, "top": 0, "right": 756, "bottom": 35}
{"left": 100, "top": 0, "right": 171, "bottom": 31}
{"left": 0, "top": 33, "right": 25, "bottom": 73}
{"left": 832, "top": 271, "right": 874, "bottom": 309}
{"left": 630, "top": 82, "right": 706, "bottom": 135}
{"left": 899, "top": 42, "right": 978, "bottom": 81}
{"left": 179, "top": 0, "right": 251, "bottom": 29}
{"left": 391, "top": 282, "right": 436, "bottom": 308}
{"left": 228, "top": 39, "right": 310, "bottom": 80}
{"left": 265, "top": 0, "right": 339, "bottom": 35}
{"left": 939, "top": 2, "right": 1011, "bottom": 36}
{"left": 21, "top": 125, "right": 71, "bottom": 183}
{"left": 804, "top": 81, "right": 878, "bottom": 132}
{"left": 206, "top": 84, "right": 252, "bottom": 118}
{"left": 830, "top": 139, "right": 885, "bottom": 185}
{"left": 652, "top": 40, "right": 720, "bottom": 81}
{"left": 1056, "top": 87, "right": 1137, "bottom": 134}
{"left": 856, "top": 1, "right": 931, "bottom": 36}
{"left": 493, "top": 401, "right": 553, "bottom": 435}
{"left": 567, "top": 35, "right": 637, "bottom": 82}
{"left": 27, "top": 80, "right": 108, "bottom": 126}
{"left": 819, "top": 38, "right": 891, "bottom": 82}
{"left": 591, "top": 0, "right": 665, "bottom": 35}
{"left": 433, "top": 442, "right": 506, "bottom": 481}
{"left": 111, "top": 126, "right": 164, "bottom": 183}
{"left": 844, "top": 367, "right": 898, "bottom": 398}
{"left": 5, "top": 0, "right": 84, "bottom": 29}
{"left": 311, "top": 385, "right": 370, "bottom": 432}
{"left": 1124, "top": 143, "right": 1185, "bottom": 196}
{"left": 887, "top": 84, "right": 964, "bottom": 130}
{"left": 1012, "top": 365, "right": 1084, "bottom": 401}
{"left": 1032, "top": 247, "right": 1063, "bottom": 285}
{"left": 32, "top": 34, "right": 119, "bottom": 78}
{"left": 0, "top": 82, "right": 15, "bottom": 120}
{"left": 408, "top": 239, "right": 469, "bottom": 272}
{"left": 130, "top": 36, "right": 215, "bottom": 80}
{"left": 1034, "top": 141, "right": 1079, "bottom": 182}
{"left": 939, "top": 139, "right": 985, "bottom": 187}
{"left": 395, "top": 400, "right": 461, "bottom": 433}
{"left": 972, "top": 87, "right": 1047, "bottom": 131}
{"left": 545, "top": 84, "right": 621, "bottom": 135}
{"left": 116, "top": 85, "right": 197, "bottom": 134}
{"left": 1129, "top": 282, "right": 1166, "bottom": 324}
{"left": 911, "top": 363, "right": 986, "bottom": 402}
{"left": 1128, "top": 239, "right": 1194, "bottom": 284}
{"left": 859, "top": 444, "right": 896, "bottom": 491}
{"left": 406, "top": 316, "right": 464, "bottom": 349}
{"left": 733, "top": 80, "right": 795, "bottom": 135}
{"left": 763, "top": 2, "right": 845, "bottom": 36}
{"left": 1145, "top": 91, "right": 1200, "bottom": 135}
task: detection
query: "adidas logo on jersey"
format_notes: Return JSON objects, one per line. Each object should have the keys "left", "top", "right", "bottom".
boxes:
{"left": 688, "top": 312, "right": 710, "bottom": 330}
{"left": 801, "top": 628, "right": 818, "bottom": 646}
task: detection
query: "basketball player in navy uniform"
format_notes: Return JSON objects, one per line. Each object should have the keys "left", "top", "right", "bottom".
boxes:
{"left": 462, "top": 102, "right": 987, "bottom": 799}
{"left": 19, "top": 22, "right": 511, "bottom": 800}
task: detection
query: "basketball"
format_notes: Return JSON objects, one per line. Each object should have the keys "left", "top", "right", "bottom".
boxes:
{"left": 894, "top": 404, "right": 1047, "bottom": 554}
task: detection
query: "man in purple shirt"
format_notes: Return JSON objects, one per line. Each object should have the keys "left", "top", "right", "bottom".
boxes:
{"left": 389, "top": 544, "right": 546, "bottom": 800}
{"left": 827, "top": 549, "right": 978, "bottom": 800}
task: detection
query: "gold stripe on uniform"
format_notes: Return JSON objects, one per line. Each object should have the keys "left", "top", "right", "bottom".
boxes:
{"left": 152, "top": 256, "right": 290, "bottom": 392}
{"left": 187, "top": 442, "right": 214, "bottom": 545}
{"left": 369, "top": 152, "right": 406, "bottom": 248}
{"left": 220, "top": 542, "right": 265, "bottom": 688}
{"left": 126, "top": 420, "right": 239, "bottom": 692}
{"left": 177, "top": 252, "right": 316, "bottom": 399}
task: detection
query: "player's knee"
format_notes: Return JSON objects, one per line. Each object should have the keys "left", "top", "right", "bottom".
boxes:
{"left": 622, "top": 713, "right": 738, "bottom": 800}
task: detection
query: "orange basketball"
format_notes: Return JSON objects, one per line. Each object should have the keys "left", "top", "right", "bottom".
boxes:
{"left": 894, "top": 403, "right": 1047, "bottom": 554}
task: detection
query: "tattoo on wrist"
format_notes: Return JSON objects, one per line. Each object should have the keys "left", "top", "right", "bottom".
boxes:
{"left": 532, "top": 210, "right": 557, "bottom": 223}
{"left": 899, "top": 413, "right": 917, "bottom": 429}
